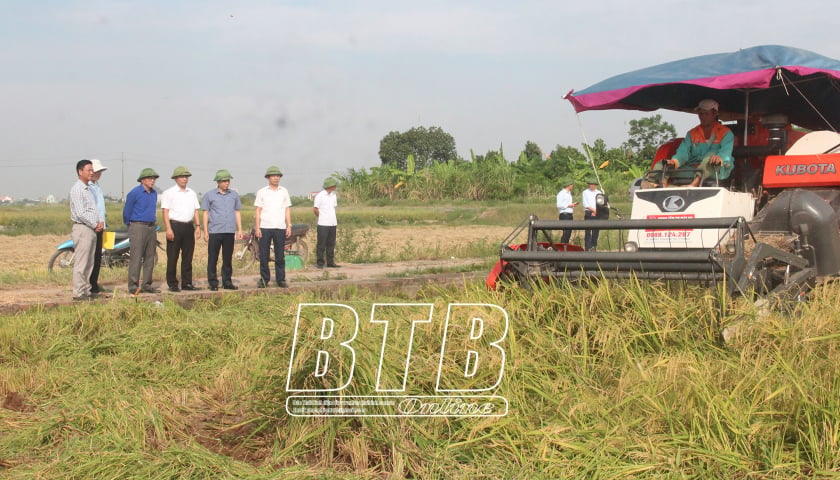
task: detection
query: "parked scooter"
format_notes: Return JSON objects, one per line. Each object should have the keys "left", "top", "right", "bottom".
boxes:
{"left": 47, "top": 229, "right": 161, "bottom": 272}
{"left": 234, "top": 224, "right": 310, "bottom": 271}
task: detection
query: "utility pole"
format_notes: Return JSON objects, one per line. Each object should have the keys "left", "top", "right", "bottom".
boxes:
{"left": 121, "top": 152, "right": 125, "bottom": 202}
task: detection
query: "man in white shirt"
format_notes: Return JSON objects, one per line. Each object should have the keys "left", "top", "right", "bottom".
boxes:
{"left": 254, "top": 166, "right": 292, "bottom": 288}
{"left": 555, "top": 179, "right": 578, "bottom": 244}
{"left": 161, "top": 166, "right": 201, "bottom": 292}
{"left": 581, "top": 179, "right": 602, "bottom": 251}
{"left": 313, "top": 178, "right": 339, "bottom": 269}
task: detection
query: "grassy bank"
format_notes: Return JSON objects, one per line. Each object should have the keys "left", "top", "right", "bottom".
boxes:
{"left": 2, "top": 279, "right": 840, "bottom": 478}
{"left": 0, "top": 199, "right": 633, "bottom": 237}
{"left": 1, "top": 199, "right": 594, "bottom": 288}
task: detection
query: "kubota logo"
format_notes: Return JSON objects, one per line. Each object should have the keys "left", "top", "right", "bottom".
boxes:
{"left": 775, "top": 163, "right": 837, "bottom": 175}
{"left": 662, "top": 196, "right": 686, "bottom": 212}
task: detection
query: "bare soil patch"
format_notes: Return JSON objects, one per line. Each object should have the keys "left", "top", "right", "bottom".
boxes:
{"left": 0, "top": 225, "right": 509, "bottom": 308}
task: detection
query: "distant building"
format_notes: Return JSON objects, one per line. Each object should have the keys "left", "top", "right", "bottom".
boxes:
{"left": 45, "top": 194, "right": 56, "bottom": 204}
{"left": 0, "top": 195, "right": 13, "bottom": 204}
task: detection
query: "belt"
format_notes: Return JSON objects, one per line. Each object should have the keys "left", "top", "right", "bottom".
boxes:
{"left": 170, "top": 220, "right": 194, "bottom": 225}
{"left": 130, "top": 221, "right": 156, "bottom": 226}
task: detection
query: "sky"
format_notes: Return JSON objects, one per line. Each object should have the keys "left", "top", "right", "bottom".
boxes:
{"left": 2, "top": 0, "right": 839, "bottom": 200}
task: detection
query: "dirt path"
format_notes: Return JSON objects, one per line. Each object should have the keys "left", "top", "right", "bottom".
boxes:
{"left": 0, "top": 225, "right": 508, "bottom": 311}
{"left": 0, "top": 258, "right": 488, "bottom": 313}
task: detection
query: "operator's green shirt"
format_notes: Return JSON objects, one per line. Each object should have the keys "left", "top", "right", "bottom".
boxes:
{"left": 673, "top": 123, "right": 735, "bottom": 179}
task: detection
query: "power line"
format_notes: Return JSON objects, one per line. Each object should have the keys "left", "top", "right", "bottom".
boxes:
{"left": 7, "top": 162, "right": 67, "bottom": 168}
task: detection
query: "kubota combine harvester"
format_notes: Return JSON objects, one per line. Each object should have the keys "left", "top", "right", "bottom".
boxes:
{"left": 487, "top": 45, "right": 840, "bottom": 303}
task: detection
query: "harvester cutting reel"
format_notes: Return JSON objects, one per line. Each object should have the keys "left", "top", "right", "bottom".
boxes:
{"left": 491, "top": 211, "right": 828, "bottom": 305}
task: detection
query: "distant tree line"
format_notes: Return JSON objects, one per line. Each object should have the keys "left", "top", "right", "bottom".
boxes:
{"left": 336, "top": 115, "right": 676, "bottom": 202}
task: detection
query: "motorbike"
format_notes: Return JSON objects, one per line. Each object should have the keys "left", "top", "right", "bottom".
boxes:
{"left": 48, "top": 228, "right": 161, "bottom": 272}
{"left": 235, "top": 224, "right": 310, "bottom": 271}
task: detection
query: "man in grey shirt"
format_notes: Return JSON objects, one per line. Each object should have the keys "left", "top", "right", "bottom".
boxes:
{"left": 201, "top": 169, "right": 243, "bottom": 291}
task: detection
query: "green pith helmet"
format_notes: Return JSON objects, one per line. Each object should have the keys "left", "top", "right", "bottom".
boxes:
{"left": 171, "top": 166, "right": 192, "bottom": 178}
{"left": 323, "top": 178, "right": 338, "bottom": 189}
{"left": 264, "top": 166, "right": 283, "bottom": 178}
{"left": 136, "top": 168, "right": 160, "bottom": 181}
{"left": 213, "top": 169, "right": 233, "bottom": 182}
{"left": 560, "top": 178, "right": 574, "bottom": 188}
{"left": 586, "top": 178, "right": 599, "bottom": 185}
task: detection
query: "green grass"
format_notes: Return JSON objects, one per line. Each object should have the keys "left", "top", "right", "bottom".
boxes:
{"left": 1, "top": 199, "right": 623, "bottom": 237}
{"left": 382, "top": 260, "right": 493, "bottom": 278}
{"left": 3, "top": 279, "right": 840, "bottom": 478}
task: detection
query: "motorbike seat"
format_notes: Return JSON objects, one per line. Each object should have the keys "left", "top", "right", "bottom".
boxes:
{"left": 290, "top": 224, "right": 309, "bottom": 237}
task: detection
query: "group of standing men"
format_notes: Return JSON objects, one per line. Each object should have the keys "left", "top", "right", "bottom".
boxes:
{"left": 556, "top": 179, "right": 603, "bottom": 252}
{"left": 68, "top": 161, "right": 340, "bottom": 300}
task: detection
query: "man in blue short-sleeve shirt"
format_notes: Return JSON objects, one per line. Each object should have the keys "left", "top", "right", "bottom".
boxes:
{"left": 201, "top": 169, "right": 243, "bottom": 291}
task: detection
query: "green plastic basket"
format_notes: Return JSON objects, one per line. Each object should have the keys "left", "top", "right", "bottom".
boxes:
{"left": 285, "top": 254, "right": 304, "bottom": 271}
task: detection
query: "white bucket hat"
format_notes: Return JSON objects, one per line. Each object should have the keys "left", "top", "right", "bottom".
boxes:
{"left": 90, "top": 159, "right": 108, "bottom": 172}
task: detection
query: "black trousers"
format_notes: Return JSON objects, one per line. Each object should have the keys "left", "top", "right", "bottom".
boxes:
{"left": 89, "top": 230, "right": 103, "bottom": 288}
{"left": 584, "top": 210, "right": 600, "bottom": 251}
{"left": 316, "top": 225, "right": 337, "bottom": 267}
{"left": 166, "top": 220, "right": 196, "bottom": 288}
{"left": 259, "top": 228, "right": 286, "bottom": 284}
{"left": 207, "top": 233, "right": 235, "bottom": 288}
{"left": 558, "top": 212, "right": 573, "bottom": 244}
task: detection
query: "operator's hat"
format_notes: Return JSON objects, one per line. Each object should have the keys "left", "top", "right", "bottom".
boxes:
{"left": 136, "top": 167, "right": 159, "bottom": 181}
{"left": 264, "top": 166, "right": 283, "bottom": 177}
{"left": 586, "top": 178, "right": 598, "bottom": 185}
{"left": 171, "top": 166, "right": 192, "bottom": 178}
{"left": 323, "top": 178, "right": 338, "bottom": 189}
{"left": 560, "top": 178, "right": 574, "bottom": 188}
{"left": 695, "top": 99, "right": 719, "bottom": 112}
{"left": 213, "top": 169, "right": 233, "bottom": 182}
{"left": 90, "top": 159, "right": 108, "bottom": 173}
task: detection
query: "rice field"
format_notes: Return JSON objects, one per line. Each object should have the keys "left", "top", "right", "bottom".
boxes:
{"left": 2, "top": 201, "right": 840, "bottom": 478}
{"left": 2, "top": 276, "right": 840, "bottom": 478}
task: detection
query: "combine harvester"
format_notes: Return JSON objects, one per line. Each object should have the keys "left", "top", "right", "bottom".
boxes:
{"left": 488, "top": 45, "right": 840, "bottom": 305}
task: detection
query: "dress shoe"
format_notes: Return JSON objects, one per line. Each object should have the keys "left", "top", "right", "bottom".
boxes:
{"left": 181, "top": 284, "right": 200, "bottom": 291}
{"left": 222, "top": 284, "right": 238, "bottom": 290}
{"left": 168, "top": 286, "right": 181, "bottom": 293}
{"left": 72, "top": 294, "right": 92, "bottom": 302}
{"left": 316, "top": 264, "right": 325, "bottom": 269}
{"left": 327, "top": 264, "right": 340, "bottom": 268}
{"left": 142, "top": 287, "right": 162, "bottom": 294}
{"left": 209, "top": 285, "right": 219, "bottom": 291}
{"left": 90, "top": 285, "right": 102, "bottom": 294}
{"left": 257, "top": 280, "right": 268, "bottom": 288}
{"left": 277, "top": 281, "right": 289, "bottom": 288}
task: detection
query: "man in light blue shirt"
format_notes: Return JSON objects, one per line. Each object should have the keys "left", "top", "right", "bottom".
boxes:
{"left": 88, "top": 159, "right": 108, "bottom": 293}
